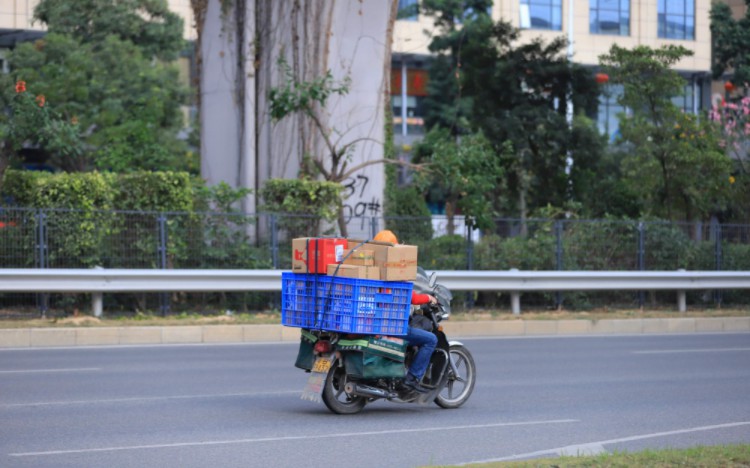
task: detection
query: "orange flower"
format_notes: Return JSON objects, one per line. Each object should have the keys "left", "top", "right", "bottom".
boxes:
{"left": 35, "top": 95, "right": 46, "bottom": 107}
{"left": 15, "top": 80, "right": 26, "bottom": 93}
{"left": 71, "top": 116, "right": 79, "bottom": 125}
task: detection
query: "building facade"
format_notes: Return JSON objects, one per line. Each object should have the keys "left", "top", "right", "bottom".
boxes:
{"left": 390, "top": 0, "right": 715, "bottom": 143}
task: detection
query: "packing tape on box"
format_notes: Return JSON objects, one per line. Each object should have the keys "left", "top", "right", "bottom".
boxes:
{"left": 384, "top": 259, "right": 418, "bottom": 267}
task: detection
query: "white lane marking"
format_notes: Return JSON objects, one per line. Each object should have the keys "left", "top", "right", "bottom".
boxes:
{"left": 463, "top": 421, "right": 750, "bottom": 464}
{"left": 9, "top": 419, "right": 579, "bottom": 457}
{"left": 0, "top": 368, "right": 100, "bottom": 374}
{"left": 558, "top": 442, "right": 607, "bottom": 457}
{"left": 0, "top": 391, "right": 299, "bottom": 408}
{"left": 633, "top": 348, "right": 750, "bottom": 354}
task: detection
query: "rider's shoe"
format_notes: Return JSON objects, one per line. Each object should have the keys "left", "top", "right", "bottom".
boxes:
{"left": 402, "top": 373, "right": 429, "bottom": 394}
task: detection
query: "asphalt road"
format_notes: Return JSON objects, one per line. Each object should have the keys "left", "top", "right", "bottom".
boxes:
{"left": 1, "top": 333, "right": 749, "bottom": 468}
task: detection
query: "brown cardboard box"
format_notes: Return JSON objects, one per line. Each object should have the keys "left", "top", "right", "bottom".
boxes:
{"left": 342, "top": 248, "right": 375, "bottom": 266}
{"left": 365, "top": 266, "right": 381, "bottom": 280}
{"left": 346, "top": 239, "right": 418, "bottom": 281}
{"left": 380, "top": 244, "right": 418, "bottom": 281}
{"left": 292, "top": 238, "right": 347, "bottom": 274}
{"left": 327, "top": 264, "right": 380, "bottom": 280}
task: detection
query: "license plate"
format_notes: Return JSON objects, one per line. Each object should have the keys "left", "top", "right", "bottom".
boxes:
{"left": 312, "top": 356, "right": 332, "bottom": 373}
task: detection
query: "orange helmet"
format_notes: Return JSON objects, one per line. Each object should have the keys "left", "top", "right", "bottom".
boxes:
{"left": 373, "top": 229, "right": 398, "bottom": 244}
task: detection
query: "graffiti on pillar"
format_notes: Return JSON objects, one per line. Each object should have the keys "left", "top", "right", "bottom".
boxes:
{"left": 343, "top": 174, "right": 369, "bottom": 198}
{"left": 342, "top": 174, "right": 381, "bottom": 223}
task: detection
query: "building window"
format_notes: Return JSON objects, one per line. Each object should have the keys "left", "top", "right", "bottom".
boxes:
{"left": 391, "top": 66, "right": 428, "bottom": 136}
{"left": 658, "top": 0, "right": 694, "bottom": 40}
{"left": 457, "top": 2, "right": 492, "bottom": 23}
{"left": 398, "top": 0, "right": 419, "bottom": 21}
{"left": 598, "top": 85, "right": 625, "bottom": 141}
{"left": 672, "top": 77, "right": 701, "bottom": 113}
{"left": 590, "top": 0, "right": 630, "bottom": 35}
{"left": 520, "top": 0, "right": 562, "bottom": 30}
{"left": 391, "top": 95, "right": 426, "bottom": 135}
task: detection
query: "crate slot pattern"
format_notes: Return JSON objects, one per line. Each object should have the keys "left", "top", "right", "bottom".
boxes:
{"left": 281, "top": 272, "right": 413, "bottom": 336}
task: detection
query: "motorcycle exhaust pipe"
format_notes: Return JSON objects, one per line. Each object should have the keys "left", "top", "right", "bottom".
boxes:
{"left": 344, "top": 382, "right": 394, "bottom": 399}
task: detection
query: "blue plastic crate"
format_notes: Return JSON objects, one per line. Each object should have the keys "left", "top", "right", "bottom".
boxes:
{"left": 281, "top": 272, "right": 413, "bottom": 336}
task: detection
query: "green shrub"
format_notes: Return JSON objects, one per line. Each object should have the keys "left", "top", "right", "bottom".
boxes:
{"left": 418, "top": 234, "right": 467, "bottom": 270}
{"left": 643, "top": 222, "right": 694, "bottom": 270}
{"left": 260, "top": 178, "right": 342, "bottom": 237}
{"left": 113, "top": 171, "right": 193, "bottom": 212}
{"left": 474, "top": 233, "right": 556, "bottom": 270}
{"left": 13, "top": 171, "right": 116, "bottom": 267}
{"left": 384, "top": 186, "right": 433, "bottom": 243}
{"left": 1, "top": 170, "right": 48, "bottom": 206}
{"left": 111, "top": 171, "right": 195, "bottom": 269}
{"left": 563, "top": 220, "right": 637, "bottom": 270}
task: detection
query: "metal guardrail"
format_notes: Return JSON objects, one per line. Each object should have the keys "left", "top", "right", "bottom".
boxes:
{"left": 0, "top": 269, "right": 283, "bottom": 293}
{"left": 2, "top": 268, "right": 750, "bottom": 315}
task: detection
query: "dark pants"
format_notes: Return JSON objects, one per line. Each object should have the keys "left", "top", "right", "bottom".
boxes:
{"left": 405, "top": 326, "right": 437, "bottom": 379}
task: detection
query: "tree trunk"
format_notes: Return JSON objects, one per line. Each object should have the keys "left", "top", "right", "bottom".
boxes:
{"left": 0, "top": 153, "right": 9, "bottom": 193}
{"left": 445, "top": 199, "right": 456, "bottom": 236}
{"left": 337, "top": 205, "right": 349, "bottom": 238}
{"left": 518, "top": 169, "right": 529, "bottom": 237}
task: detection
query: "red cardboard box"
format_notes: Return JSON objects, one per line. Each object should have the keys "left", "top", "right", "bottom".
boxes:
{"left": 292, "top": 238, "right": 347, "bottom": 274}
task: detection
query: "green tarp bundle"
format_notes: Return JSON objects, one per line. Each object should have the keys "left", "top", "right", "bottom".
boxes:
{"left": 294, "top": 331, "right": 407, "bottom": 379}
{"left": 339, "top": 335, "right": 407, "bottom": 379}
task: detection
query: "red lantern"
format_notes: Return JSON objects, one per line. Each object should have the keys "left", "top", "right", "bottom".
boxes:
{"left": 725, "top": 81, "right": 735, "bottom": 93}
{"left": 595, "top": 73, "right": 609, "bottom": 84}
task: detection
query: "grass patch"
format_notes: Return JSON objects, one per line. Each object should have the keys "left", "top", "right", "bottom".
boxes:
{"left": 436, "top": 444, "right": 750, "bottom": 467}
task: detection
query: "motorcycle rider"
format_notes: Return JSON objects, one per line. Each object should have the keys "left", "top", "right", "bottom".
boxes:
{"left": 373, "top": 229, "right": 438, "bottom": 394}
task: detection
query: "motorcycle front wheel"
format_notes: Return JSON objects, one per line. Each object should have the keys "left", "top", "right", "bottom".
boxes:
{"left": 321, "top": 359, "right": 367, "bottom": 415}
{"left": 435, "top": 344, "right": 476, "bottom": 409}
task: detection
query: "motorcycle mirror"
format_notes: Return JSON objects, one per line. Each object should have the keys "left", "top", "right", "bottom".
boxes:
{"left": 429, "top": 272, "right": 437, "bottom": 288}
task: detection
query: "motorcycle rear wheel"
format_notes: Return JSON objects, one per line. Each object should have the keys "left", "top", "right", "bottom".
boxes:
{"left": 435, "top": 344, "right": 476, "bottom": 409}
{"left": 321, "top": 359, "right": 367, "bottom": 415}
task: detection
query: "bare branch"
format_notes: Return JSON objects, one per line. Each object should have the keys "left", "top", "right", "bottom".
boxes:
{"left": 338, "top": 158, "right": 427, "bottom": 182}
{"left": 312, "top": 157, "right": 331, "bottom": 179}
{"left": 338, "top": 136, "right": 382, "bottom": 152}
{"left": 306, "top": 108, "right": 337, "bottom": 161}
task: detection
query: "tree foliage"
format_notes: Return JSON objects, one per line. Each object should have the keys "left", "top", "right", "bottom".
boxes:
{"left": 412, "top": 128, "right": 508, "bottom": 232}
{"left": 710, "top": 0, "right": 750, "bottom": 86}
{"left": 600, "top": 45, "right": 733, "bottom": 221}
{"left": 0, "top": 0, "right": 191, "bottom": 179}
{"left": 0, "top": 78, "right": 85, "bottom": 176}
{"left": 708, "top": 96, "right": 750, "bottom": 223}
{"left": 9, "top": 34, "right": 189, "bottom": 173}
{"left": 420, "top": 0, "right": 495, "bottom": 134}
{"left": 33, "top": 0, "right": 185, "bottom": 61}
{"left": 420, "top": 2, "right": 602, "bottom": 219}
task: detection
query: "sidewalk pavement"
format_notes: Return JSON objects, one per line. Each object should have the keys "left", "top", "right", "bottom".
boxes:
{"left": 1, "top": 317, "right": 749, "bottom": 348}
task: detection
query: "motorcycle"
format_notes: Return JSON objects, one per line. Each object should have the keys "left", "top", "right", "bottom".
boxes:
{"left": 295, "top": 267, "right": 476, "bottom": 414}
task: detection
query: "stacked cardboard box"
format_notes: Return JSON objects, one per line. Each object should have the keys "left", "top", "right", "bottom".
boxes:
{"left": 291, "top": 238, "right": 347, "bottom": 274}
{"left": 290, "top": 237, "right": 418, "bottom": 281}
{"left": 343, "top": 239, "right": 417, "bottom": 281}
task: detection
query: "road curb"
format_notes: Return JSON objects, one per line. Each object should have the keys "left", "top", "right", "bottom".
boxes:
{"left": 1, "top": 317, "right": 749, "bottom": 348}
